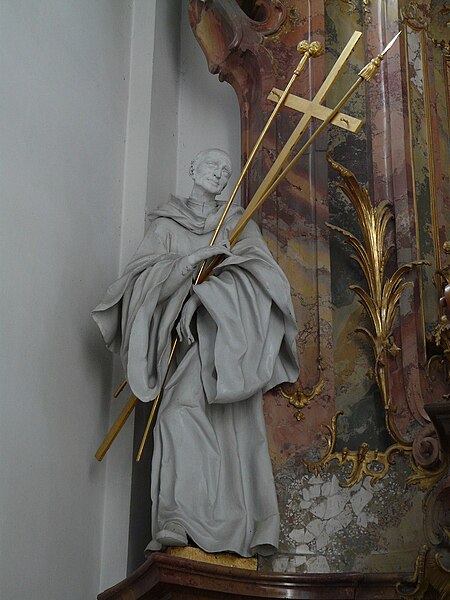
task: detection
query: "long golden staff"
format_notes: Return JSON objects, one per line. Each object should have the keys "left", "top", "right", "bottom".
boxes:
{"left": 210, "top": 31, "right": 403, "bottom": 255}
{"left": 95, "top": 40, "right": 322, "bottom": 462}
{"left": 135, "top": 31, "right": 402, "bottom": 460}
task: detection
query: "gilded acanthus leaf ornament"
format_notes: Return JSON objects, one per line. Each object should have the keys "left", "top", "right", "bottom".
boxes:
{"left": 326, "top": 153, "right": 429, "bottom": 442}
{"left": 303, "top": 155, "right": 447, "bottom": 491}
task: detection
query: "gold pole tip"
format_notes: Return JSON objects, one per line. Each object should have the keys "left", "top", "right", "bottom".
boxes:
{"left": 297, "top": 40, "right": 310, "bottom": 54}
{"left": 358, "top": 56, "right": 382, "bottom": 81}
{"left": 297, "top": 40, "right": 324, "bottom": 57}
{"left": 309, "top": 41, "right": 325, "bottom": 57}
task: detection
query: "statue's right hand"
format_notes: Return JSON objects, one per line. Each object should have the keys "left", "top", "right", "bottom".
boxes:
{"left": 180, "top": 242, "right": 231, "bottom": 275}
{"left": 187, "top": 241, "right": 232, "bottom": 266}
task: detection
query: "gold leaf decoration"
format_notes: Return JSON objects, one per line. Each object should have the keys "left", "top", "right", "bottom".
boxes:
{"left": 303, "top": 155, "right": 444, "bottom": 490}
{"left": 326, "top": 153, "right": 428, "bottom": 442}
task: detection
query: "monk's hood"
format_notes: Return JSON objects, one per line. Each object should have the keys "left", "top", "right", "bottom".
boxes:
{"left": 148, "top": 195, "right": 243, "bottom": 235}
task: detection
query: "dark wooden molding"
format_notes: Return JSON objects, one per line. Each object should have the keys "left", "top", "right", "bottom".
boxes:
{"left": 98, "top": 552, "right": 403, "bottom": 599}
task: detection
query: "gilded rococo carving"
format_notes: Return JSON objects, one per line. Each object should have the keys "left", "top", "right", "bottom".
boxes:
{"left": 337, "top": 0, "right": 372, "bottom": 25}
{"left": 402, "top": 1, "right": 450, "bottom": 55}
{"left": 397, "top": 404, "right": 450, "bottom": 598}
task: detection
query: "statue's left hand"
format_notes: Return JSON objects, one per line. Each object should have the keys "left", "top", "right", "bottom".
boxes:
{"left": 177, "top": 295, "right": 202, "bottom": 345}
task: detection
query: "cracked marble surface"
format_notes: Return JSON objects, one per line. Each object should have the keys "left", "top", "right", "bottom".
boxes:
{"left": 259, "top": 458, "right": 426, "bottom": 574}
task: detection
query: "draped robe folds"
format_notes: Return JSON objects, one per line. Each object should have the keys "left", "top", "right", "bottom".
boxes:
{"left": 93, "top": 195, "right": 299, "bottom": 557}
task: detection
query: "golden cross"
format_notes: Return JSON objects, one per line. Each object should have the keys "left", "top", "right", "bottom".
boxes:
{"left": 242, "top": 31, "right": 363, "bottom": 221}
{"left": 267, "top": 88, "right": 362, "bottom": 134}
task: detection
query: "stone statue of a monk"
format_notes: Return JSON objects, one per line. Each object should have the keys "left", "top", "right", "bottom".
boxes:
{"left": 93, "top": 148, "right": 299, "bottom": 557}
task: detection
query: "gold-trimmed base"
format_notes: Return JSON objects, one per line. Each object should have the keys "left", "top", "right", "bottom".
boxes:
{"left": 165, "top": 546, "right": 258, "bottom": 570}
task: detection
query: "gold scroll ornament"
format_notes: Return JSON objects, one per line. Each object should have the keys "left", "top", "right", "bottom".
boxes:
{"left": 396, "top": 543, "right": 450, "bottom": 600}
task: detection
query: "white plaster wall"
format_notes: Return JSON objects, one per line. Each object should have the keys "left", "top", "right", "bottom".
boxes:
{"left": 98, "top": 1, "right": 157, "bottom": 591}
{"left": 98, "top": 0, "right": 182, "bottom": 591}
{"left": 119, "top": 1, "right": 157, "bottom": 270}
{"left": 176, "top": 1, "right": 240, "bottom": 202}
{"left": 145, "top": 1, "right": 182, "bottom": 217}
{"left": 0, "top": 2, "right": 132, "bottom": 598}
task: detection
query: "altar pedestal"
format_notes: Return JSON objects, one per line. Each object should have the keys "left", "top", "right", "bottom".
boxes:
{"left": 98, "top": 553, "right": 402, "bottom": 599}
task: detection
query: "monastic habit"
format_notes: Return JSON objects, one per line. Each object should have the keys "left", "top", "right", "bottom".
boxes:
{"left": 93, "top": 150, "right": 299, "bottom": 557}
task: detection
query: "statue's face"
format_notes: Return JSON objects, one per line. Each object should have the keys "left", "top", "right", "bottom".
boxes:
{"left": 192, "top": 150, "right": 232, "bottom": 195}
